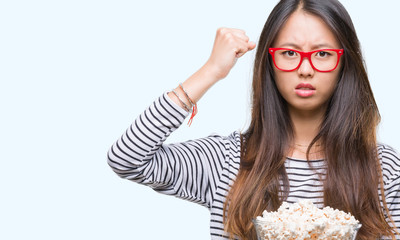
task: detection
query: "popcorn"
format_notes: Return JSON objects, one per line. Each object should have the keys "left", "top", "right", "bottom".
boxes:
{"left": 253, "top": 200, "right": 361, "bottom": 240}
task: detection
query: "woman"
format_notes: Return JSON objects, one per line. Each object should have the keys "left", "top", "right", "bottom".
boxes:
{"left": 107, "top": 0, "right": 400, "bottom": 239}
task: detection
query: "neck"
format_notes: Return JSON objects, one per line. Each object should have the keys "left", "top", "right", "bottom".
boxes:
{"left": 290, "top": 107, "right": 325, "bottom": 144}
{"left": 288, "top": 106, "right": 326, "bottom": 159}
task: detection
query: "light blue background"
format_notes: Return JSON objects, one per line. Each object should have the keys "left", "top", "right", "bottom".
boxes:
{"left": 1, "top": 0, "right": 399, "bottom": 239}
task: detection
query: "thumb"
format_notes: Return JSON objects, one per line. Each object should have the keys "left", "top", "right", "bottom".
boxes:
{"left": 236, "top": 41, "right": 256, "bottom": 58}
{"left": 248, "top": 41, "right": 256, "bottom": 51}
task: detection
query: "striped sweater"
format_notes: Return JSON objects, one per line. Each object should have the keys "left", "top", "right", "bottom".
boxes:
{"left": 107, "top": 92, "right": 400, "bottom": 239}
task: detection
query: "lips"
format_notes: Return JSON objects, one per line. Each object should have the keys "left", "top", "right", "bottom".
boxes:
{"left": 295, "top": 83, "right": 316, "bottom": 97}
{"left": 296, "top": 83, "right": 315, "bottom": 90}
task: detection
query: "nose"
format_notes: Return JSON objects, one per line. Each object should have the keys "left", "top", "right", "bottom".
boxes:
{"left": 297, "top": 57, "right": 314, "bottom": 77}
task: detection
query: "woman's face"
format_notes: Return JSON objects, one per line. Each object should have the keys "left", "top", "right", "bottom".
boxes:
{"left": 272, "top": 10, "right": 342, "bottom": 116}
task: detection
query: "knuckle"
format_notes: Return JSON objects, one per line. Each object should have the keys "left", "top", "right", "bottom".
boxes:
{"left": 217, "top": 27, "right": 227, "bottom": 35}
{"left": 227, "top": 36, "right": 236, "bottom": 44}
{"left": 225, "top": 32, "right": 234, "bottom": 39}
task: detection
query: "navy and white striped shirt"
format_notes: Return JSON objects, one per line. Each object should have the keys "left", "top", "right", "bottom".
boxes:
{"left": 107, "top": 93, "right": 400, "bottom": 239}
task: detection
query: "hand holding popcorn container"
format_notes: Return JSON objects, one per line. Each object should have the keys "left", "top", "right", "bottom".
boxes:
{"left": 252, "top": 200, "right": 362, "bottom": 240}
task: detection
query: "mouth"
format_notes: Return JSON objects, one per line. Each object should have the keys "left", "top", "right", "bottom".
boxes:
{"left": 295, "top": 83, "right": 316, "bottom": 90}
{"left": 295, "top": 83, "right": 316, "bottom": 97}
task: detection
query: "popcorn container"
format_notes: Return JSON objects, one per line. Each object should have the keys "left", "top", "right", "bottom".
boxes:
{"left": 252, "top": 218, "right": 362, "bottom": 240}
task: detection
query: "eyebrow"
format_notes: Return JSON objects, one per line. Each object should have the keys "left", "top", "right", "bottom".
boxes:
{"left": 277, "top": 43, "right": 337, "bottom": 49}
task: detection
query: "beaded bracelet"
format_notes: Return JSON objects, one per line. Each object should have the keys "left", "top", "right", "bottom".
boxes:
{"left": 179, "top": 83, "right": 197, "bottom": 126}
{"left": 171, "top": 89, "right": 191, "bottom": 112}
{"left": 179, "top": 83, "right": 195, "bottom": 107}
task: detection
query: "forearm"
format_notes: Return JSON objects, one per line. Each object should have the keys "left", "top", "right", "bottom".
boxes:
{"left": 168, "top": 63, "right": 220, "bottom": 110}
{"left": 168, "top": 27, "right": 256, "bottom": 110}
{"left": 107, "top": 93, "right": 188, "bottom": 176}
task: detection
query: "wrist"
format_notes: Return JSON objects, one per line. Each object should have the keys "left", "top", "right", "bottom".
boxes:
{"left": 202, "top": 61, "right": 228, "bottom": 83}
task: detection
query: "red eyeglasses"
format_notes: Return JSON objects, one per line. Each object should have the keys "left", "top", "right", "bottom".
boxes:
{"left": 269, "top": 48, "right": 344, "bottom": 72}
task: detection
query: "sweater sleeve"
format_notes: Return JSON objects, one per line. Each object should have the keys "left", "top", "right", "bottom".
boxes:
{"left": 379, "top": 144, "right": 400, "bottom": 234}
{"left": 107, "top": 93, "right": 238, "bottom": 209}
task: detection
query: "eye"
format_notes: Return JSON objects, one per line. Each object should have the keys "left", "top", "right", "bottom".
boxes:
{"left": 316, "top": 51, "right": 331, "bottom": 58}
{"left": 282, "top": 50, "right": 297, "bottom": 57}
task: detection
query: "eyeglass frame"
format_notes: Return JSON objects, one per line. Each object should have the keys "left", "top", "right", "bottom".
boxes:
{"left": 268, "top": 48, "right": 344, "bottom": 72}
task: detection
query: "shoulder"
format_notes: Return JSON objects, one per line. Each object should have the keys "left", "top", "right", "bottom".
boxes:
{"left": 377, "top": 143, "right": 400, "bottom": 185}
{"left": 200, "top": 131, "right": 242, "bottom": 170}
{"left": 378, "top": 143, "right": 400, "bottom": 166}
{"left": 203, "top": 131, "right": 241, "bottom": 151}
{"left": 184, "top": 131, "right": 241, "bottom": 161}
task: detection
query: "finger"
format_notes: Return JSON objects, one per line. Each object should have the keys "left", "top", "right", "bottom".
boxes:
{"left": 248, "top": 41, "right": 256, "bottom": 50}
{"left": 231, "top": 31, "right": 250, "bottom": 42}
{"left": 234, "top": 40, "right": 256, "bottom": 58}
{"left": 217, "top": 27, "right": 248, "bottom": 42}
{"left": 218, "top": 27, "right": 245, "bottom": 35}
{"left": 229, "top": 31, "right": 255, "bottom": 51}
{"left": 235, "top": 46, "right": 249, "bottom": 58}
{"left": 228, "top": 28, "right": 246, "bottom": 35}
{"left": 236, "top": 52, "right": 246, "bottom": 58}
